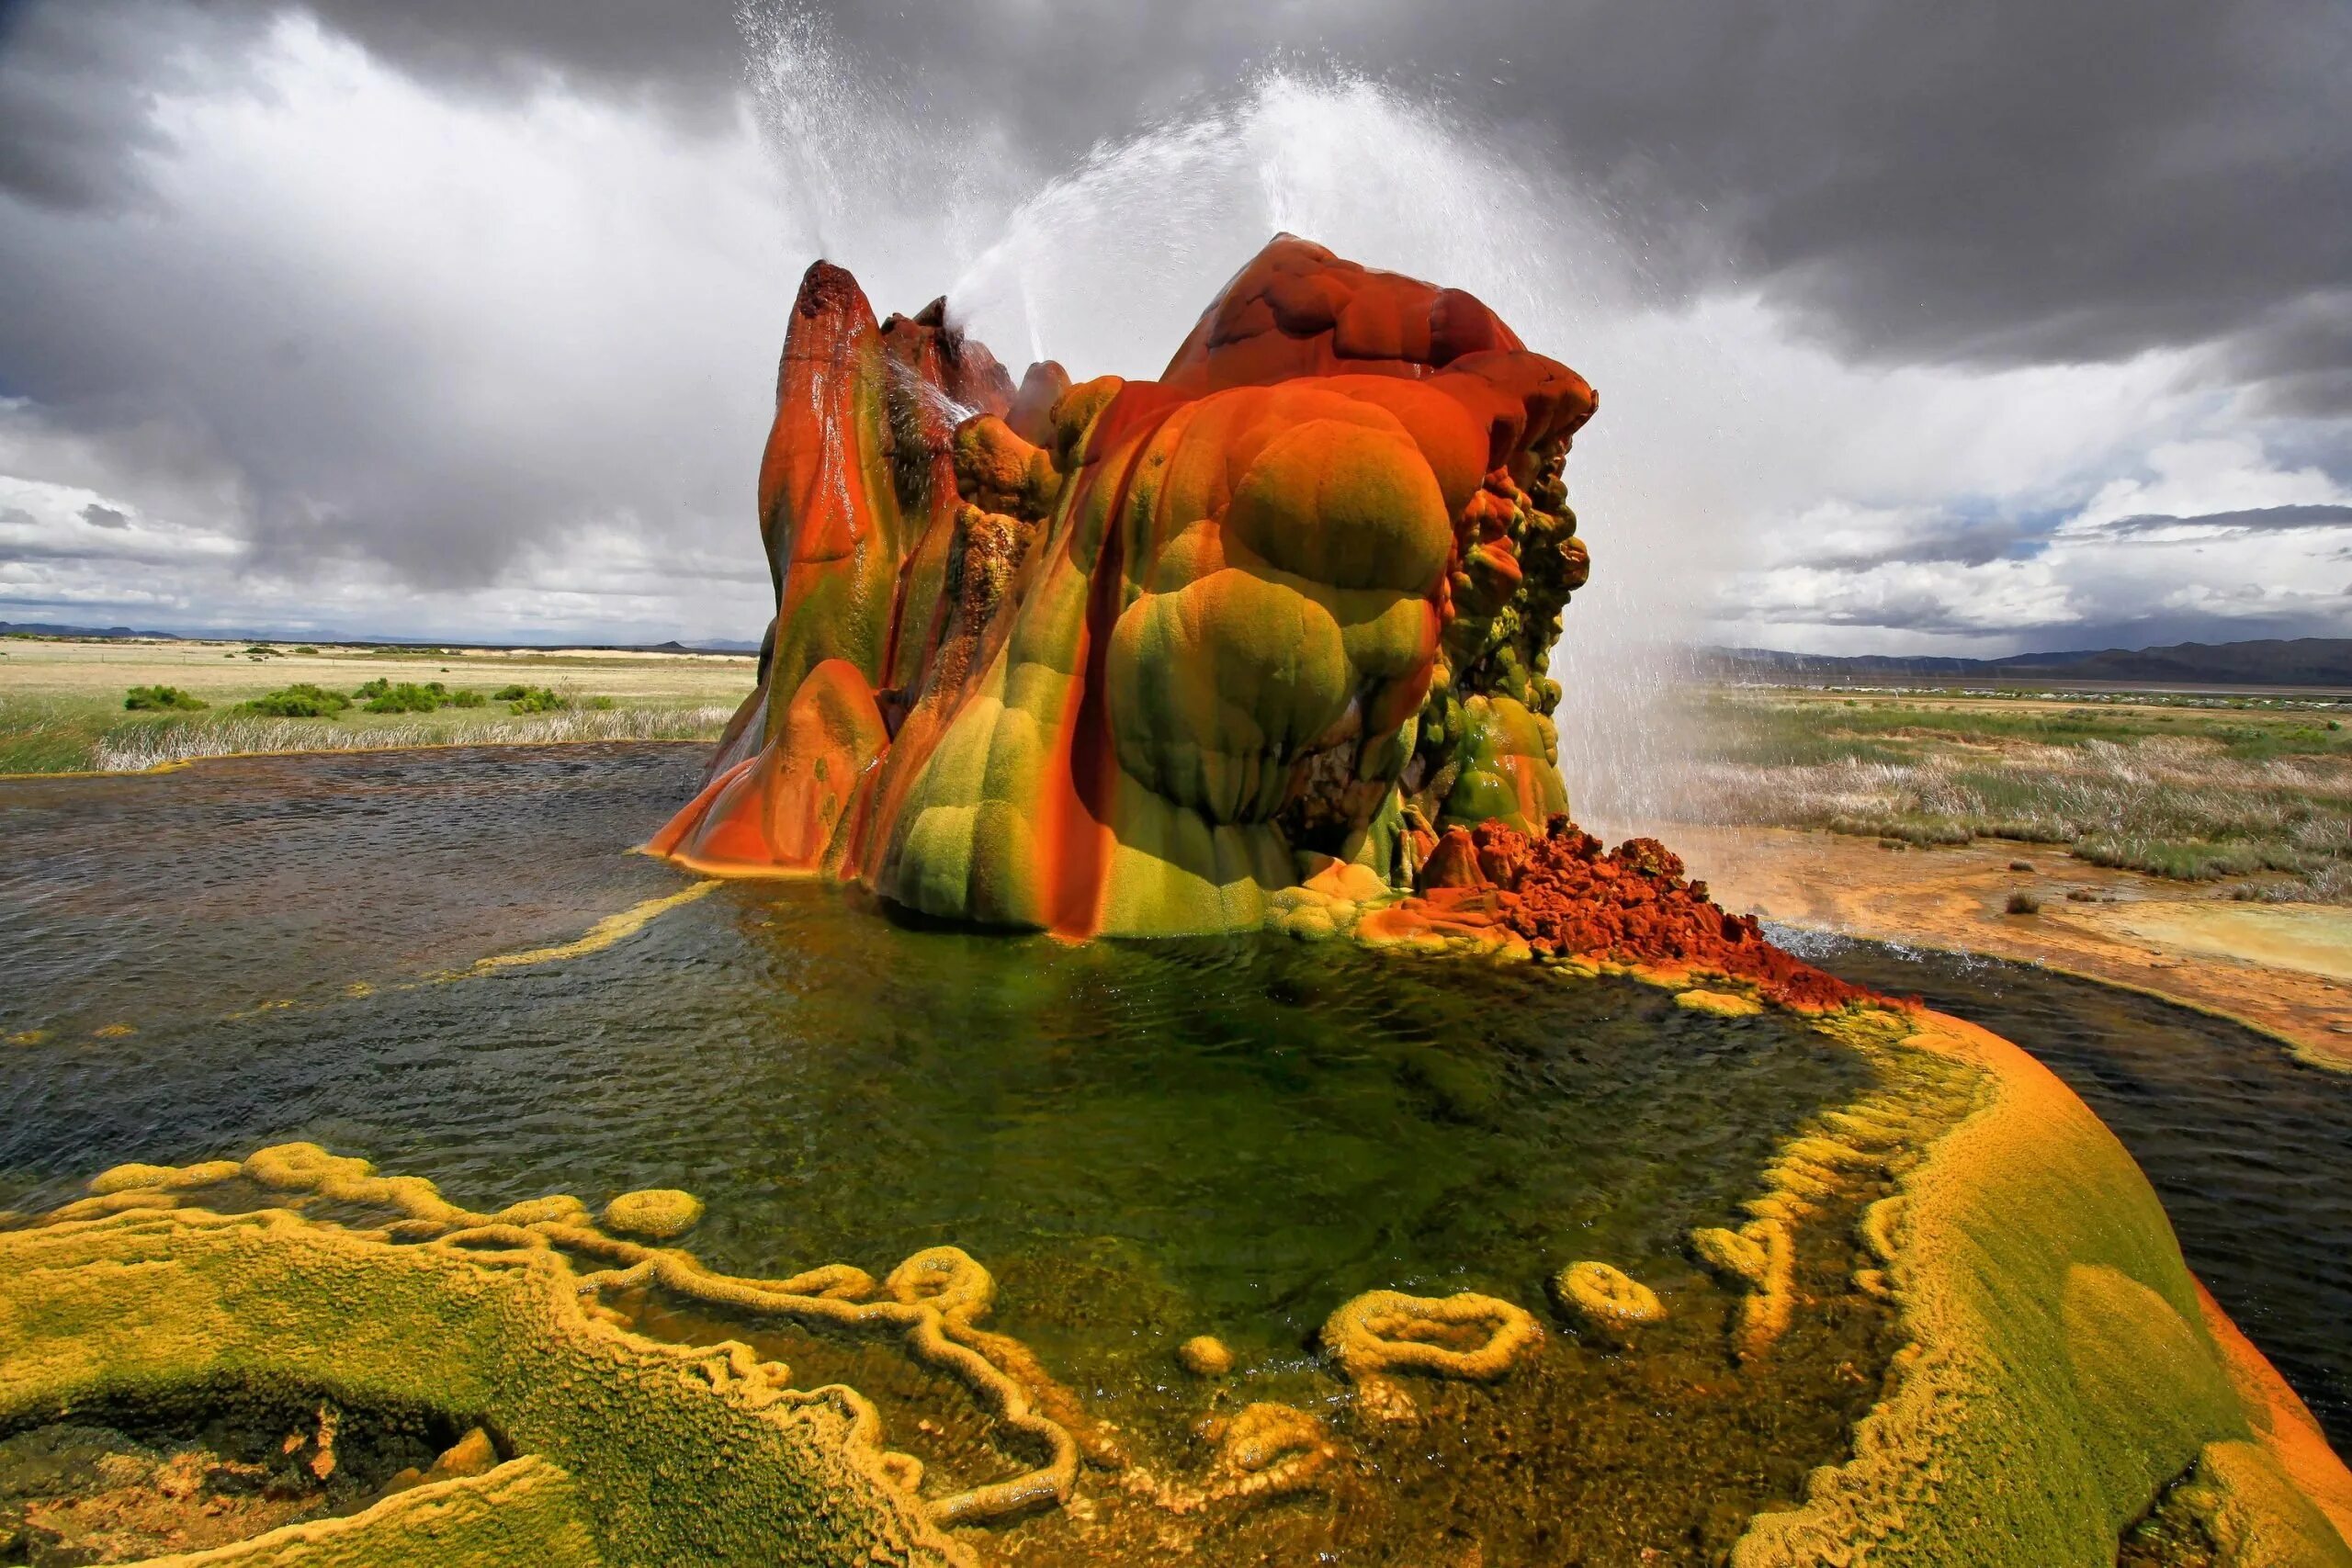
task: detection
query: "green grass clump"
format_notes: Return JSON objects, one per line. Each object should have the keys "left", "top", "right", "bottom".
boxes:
{"left": 506, "top": 686, "right": 566, "bottom": 714}
{"left": 361, "top": 682, "right": 450, "bottom": 714}
{"left": 0, "top": 698, "right": 114, "bottom": 772}
{"left": 244, "top": 683, "right": 351, "bottom": 717}
{"left": 2069, "top": 836, "right": 2294, "bottom": 882}
{"left": 123, "top": 685, "right": 206, "bottom": 712}
{"left": 1827, "top": 814, "right": 1975, "bottom": 846}
{"left": 1681, "top": 687, "right": 2352, "bottom": 899}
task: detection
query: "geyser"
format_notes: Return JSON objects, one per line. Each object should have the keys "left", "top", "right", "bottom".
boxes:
{"left": 650, "top": 235, "right": 1592, "bottom": 936}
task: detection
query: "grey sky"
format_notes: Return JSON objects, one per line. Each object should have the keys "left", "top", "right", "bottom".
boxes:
{"left": 0, "top": 0, "right": 2346, "bottom": 652}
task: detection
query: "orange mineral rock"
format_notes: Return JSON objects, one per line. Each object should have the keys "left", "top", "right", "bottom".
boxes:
{"left": 655, "top": 236, "right": 1598, "bottom": 936}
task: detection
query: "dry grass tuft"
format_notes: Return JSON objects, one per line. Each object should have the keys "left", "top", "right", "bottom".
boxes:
{"left": 92, "top": 705, "right": 737, "bottom": 773}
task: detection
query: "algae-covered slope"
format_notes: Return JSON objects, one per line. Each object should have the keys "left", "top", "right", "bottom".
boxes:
{"left": 650, "top": 236, "right": 1594, "bottom": 935}
{"left": 0, "top": 1149, "right": 993, "bottom": 1568}
{"left": 7, "top": 977, "right": 2349, "bottom": 1565}
{"left": 1285, "top": 818, "right": 2352, "bottom": 1564}
{"left": 1735, "top": 1006, "right": 2352, "bottom": 1568}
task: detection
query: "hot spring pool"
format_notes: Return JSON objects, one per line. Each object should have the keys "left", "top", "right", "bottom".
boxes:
{"left": 0, "top": 742, "right": 2341, "bottom": 1562}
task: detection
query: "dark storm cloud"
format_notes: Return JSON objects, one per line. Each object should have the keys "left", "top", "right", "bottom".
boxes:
{"left": 1788, "top": 516, "right": 2049, "bottom": 574}
{"left": 793, "top": 0, "right": 2352, "bottom": 389}
{"left": 2094, "top": 503, "right": 2352, "bottom": 537}
{"left": 11, "top": 0, "right": 2348, "bottom": 378}
{"left": 0, "top": 0, "right": 267, "bottom": 210}
{"left": 2, "top": 0, "right": 2349, "bottom": 644}
{"left": 78, "top": 502, "right": 128, "bottom": 528}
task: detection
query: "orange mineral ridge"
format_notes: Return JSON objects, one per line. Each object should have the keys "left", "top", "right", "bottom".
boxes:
{"left": 654, "top": 235, "right": 1612, "bottom": 938}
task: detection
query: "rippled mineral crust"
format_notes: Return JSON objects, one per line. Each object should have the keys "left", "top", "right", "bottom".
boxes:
{"left": 650, "top": 235, "right": 1595, "bottom": 935}
{"left": 1722, "top": 1002, "right": 2352, "bottom": 1568}
{"left": 0, "top": 1176, "right": 968, "bottom": 1566}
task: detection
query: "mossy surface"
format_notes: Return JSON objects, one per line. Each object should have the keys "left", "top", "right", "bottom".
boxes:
{"left": 654, "top": 238, "right": 1594, "bottom": 935}
{"left": 0, "top": 1188, "right": 961, "bottom": 1567}
{"left": 1730, "top": 1001, "right": 2352, "bottom": 1567}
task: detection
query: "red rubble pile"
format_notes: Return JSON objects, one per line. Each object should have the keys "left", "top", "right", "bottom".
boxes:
{"left": 1411, "top": 818, "right": 1878, "bottom": 1011}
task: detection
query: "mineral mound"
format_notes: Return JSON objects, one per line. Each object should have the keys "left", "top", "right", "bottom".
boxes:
{"left": 651, "top": 236, "right": 1592, "bottom": 936}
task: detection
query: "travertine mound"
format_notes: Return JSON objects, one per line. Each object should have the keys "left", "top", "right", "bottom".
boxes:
{"left": 651, "top": 236, "right": 1594, "bottom": 936}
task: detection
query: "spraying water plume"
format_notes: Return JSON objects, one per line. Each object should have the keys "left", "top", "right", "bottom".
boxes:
{"left": 735, "top": 6, "right": 1757, "bottom": 829}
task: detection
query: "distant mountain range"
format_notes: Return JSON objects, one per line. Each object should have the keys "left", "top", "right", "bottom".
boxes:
{"left": 9, "top": 618, "right": 2347, "bottom": 688}
{"left": 0, "top": 622, "right": 760, "bottom": 655}
{"left": 1702, "top": 637, "right": 2352, "bottom": 688}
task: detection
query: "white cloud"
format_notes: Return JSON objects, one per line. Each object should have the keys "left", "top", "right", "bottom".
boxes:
{"left": 0, "top": 16, "right": 2344, "bottom": 671}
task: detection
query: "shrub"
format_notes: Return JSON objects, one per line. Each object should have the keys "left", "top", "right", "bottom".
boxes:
{"left": 492, "top": 683, "right": 529, "bottom": 701}
{"left": 2006, "top": 891, "right": 2042, "bottom": 915}
{"left": 244, "top": 683, "right": 350, "bottom": 717}
{"left": 361, "top": 682, "right": 447, "bottom": 714}
{"left": 581, "top": 694, "right": 616, "bottom": 711}
{"left": 354, "top": 678, "right": 391, "bottom": 699}
{"left": 506, "top": 686, "right": 565, "bottom": 714}
{"left": 123, "top": 685, "right": 206, "bottom": 712}
{"left": 2072, "top": 835, "right": 2280, "bottom": 881}
{"left": 446, "top": 689, "right": 487, "bottom": 708}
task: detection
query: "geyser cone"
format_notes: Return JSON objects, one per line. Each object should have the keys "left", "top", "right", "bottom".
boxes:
{"left": 652, "top": 235, "right": 1596, "bottom": 937}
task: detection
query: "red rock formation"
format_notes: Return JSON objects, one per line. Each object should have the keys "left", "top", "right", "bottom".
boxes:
{"left": 655, "top": 236, "right": 1602, "bottom": 937}
{"left": 1388, "top": 818, "right": 1878, "bottom": 1010}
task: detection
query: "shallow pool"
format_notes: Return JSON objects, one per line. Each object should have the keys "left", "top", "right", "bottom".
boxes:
{"left": 2, "top": 745, "right": 1905, "bottom": 1564}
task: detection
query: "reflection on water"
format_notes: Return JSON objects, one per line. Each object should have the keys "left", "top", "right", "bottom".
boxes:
{"left": 1787, "top": 928, "right": 2352, "bottom": 1451}
{"left": 0, "top": 744, "right": 699, "bottom": 1037}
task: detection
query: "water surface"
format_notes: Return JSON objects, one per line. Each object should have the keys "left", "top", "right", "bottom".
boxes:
{"left": 1, "top": 745, "right": 1895, "bottom": 1563}
{"left": 1788, "top": 928, "right": 2352, "bottom": 1450}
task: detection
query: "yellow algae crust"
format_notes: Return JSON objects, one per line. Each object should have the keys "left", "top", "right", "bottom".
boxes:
{"left": 1, "top": 1145, "right": 1090, "bottom": 1568}
{"left": 1550, "top": 1260, "right": 1663, "bottom": 1344}
{"left": 1723, "top": 1000, "right": 2352, "bottom": 1568}
{"left": 600, "top": 1187, "right": 704, "bottom": 1240}
{"left": 1320, "top": 1288, "right": 1543, "bottom": 1421}
{"left": 1673, "top": 987, "right": 1763, "bottom": 1017}
{"left": 141, "top": 1458, "right": 605, "bottom": 1567}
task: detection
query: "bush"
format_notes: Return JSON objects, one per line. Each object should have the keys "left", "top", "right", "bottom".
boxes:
{"left": 361, "top": 682, "right": 447, "bottom": 714}
{"left": 245, "top": 683, "right": 350, "bottom": 717}
{"left": 581, "top": 694, "right": 616, "bottom": 711}
{"left": 446, "top": 689, "right": 487, "bottom": 708}
{"left": 123, "top": 685, "right": 206, "bottom": 712}
{"left": 492, "top": 684, "right": 529, "bottom": 701}
{"left": 506, "top": 686, "right": 565, "bottom": 714}
{"left": 2071, "top": 835, "right": 2282, "bottom": 881}
{"left": 353, "top": 678, "right": 391, "bottom": 699}
{"left": 2006, "top": 890, "right": 2042, "bottom": 915}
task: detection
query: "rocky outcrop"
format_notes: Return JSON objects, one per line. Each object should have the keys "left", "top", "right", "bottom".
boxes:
{"left": 651, "top": 236, "right": 1595, "bottom": 936}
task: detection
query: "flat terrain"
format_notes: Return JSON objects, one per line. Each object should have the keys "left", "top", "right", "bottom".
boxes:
{"left": 1638, "top": 683, "right": 2352, "bottom": 1067}
{"left": 1651, "top": 823, "right": 2352, "bottom": 1070}
{"left": 1671, "top": 684, "right": 2352, "bottom": 897}
{"left": 0, "top": 636, "right": 753, "bottom": 773}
